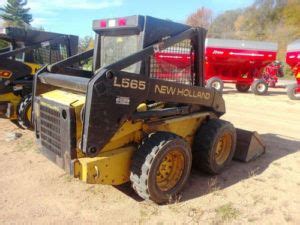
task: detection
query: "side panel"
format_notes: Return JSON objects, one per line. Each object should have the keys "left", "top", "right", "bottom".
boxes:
{"left": 36, "top": 97, "right": 77, "bottom": 173}
{"left": 82, "top": 70, "right": 224, "bottom": 156}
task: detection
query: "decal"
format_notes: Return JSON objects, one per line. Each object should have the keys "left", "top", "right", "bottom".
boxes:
{"left": 154, "top": 84, "right": 211, "bottom": 100}
{"left": 116, "top": 96, "right": 130, "bottom": 105}
{"left": 113, "top": 77, "right": 146, "bottom": 90}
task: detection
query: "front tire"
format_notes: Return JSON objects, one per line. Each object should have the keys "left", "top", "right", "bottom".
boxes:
{"left": 130, "top": 132, "right": 192, "bottom": 204}
{"left": 287, "top": 83, "right": 300, "bottom": 100}
{"left": 206, "top": 77, "right": 224, "bottom": 92}
{"left": 251, "top": 79, "right": 269, "bottom": 95}
{"left": 193, "top": 119, "right": 236, "bottom": 174}
{"left": 18, "top": 94, "right": 32, "bottom": 129}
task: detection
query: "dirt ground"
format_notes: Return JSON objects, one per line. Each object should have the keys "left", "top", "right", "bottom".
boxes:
{"left": 0, "top": 83, "right": 299, "bottom": 225}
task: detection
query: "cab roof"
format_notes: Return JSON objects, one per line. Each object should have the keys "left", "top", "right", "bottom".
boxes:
{"left": 0, "top": 27, "right": 78, "bottom": 44}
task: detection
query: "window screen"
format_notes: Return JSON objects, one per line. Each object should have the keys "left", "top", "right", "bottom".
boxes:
{"left": 33, "top": 43, "right": 68, "bottom": 65}
{"left": 150, "top": 39, "right": 194, "bottom": 85}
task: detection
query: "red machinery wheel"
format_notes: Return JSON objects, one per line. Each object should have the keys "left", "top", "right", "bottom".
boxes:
{"left": 287, "top": 83, "right": 300, "bottom": 100}
{"left": 251, "top": 79, "right": 269, "bottom": 95}
{"left": 206, "top": 77, "right": 224, "bottom": 92}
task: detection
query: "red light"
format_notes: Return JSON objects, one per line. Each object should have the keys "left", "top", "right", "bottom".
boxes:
{"left": 118, "top": 18, "right": 127, "bottom": 26}
{"left": 100, "top": 20, "right": 107, "bottom": 28}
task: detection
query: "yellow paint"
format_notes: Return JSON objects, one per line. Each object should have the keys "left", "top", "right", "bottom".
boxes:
{"left": 296, "top": 73, "right": 300, "bottom": 79}
{"left": 143, "top": 112, "right": 212, "bottom": 145}
{"left": 73, "top": 146, "right": 136, "bottom": 185}
{"left": 41, "top": 89, "right": 86, "bottom": 105}
{"left": 25, "top": 63, "right": 42, "bottom": 75}
{"left": 26, "top": 105, "right": 32, "bottom": 122}
{"left": 156, "top": 149, "right": 184, "bottom": 191}
{"left": 0, "top": 93, "right": 21, "bottom": 119}
{"left": 41, "top": 89, "right": 86, "bottom": 158}
{"left": 39, "top": 89, "right": 216, "bottom": 186}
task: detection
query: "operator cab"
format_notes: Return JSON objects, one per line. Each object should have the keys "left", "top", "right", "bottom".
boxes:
{"left": 92, "top": 16, "right": 200, "bottom": 85}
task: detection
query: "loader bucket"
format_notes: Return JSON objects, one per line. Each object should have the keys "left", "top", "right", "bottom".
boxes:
{"left": 233, "top": 128, "right": 266, "bottom": 162}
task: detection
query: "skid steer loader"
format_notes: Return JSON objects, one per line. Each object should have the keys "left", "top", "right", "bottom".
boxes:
{"left": 0, "top": 27, "right": 78, "bottom": 128}
{"left": 32, "top": 16, "right": 265, "bottom": 204}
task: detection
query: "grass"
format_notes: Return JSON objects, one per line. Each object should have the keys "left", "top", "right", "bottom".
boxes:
{"left": 215, "top": 203, "right": 240, "bottom": 221}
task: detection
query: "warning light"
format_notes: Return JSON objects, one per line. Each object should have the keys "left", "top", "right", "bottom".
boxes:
{"left": 118, "top": 18, "right": 127, "bottom": 26}
{"left": 100, "top": 20, "right": 107, "bottom": 28}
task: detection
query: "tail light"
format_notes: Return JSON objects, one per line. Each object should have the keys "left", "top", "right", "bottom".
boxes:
{"left": 100, "top": 20, "right": 107, "bottom": 28}
{"left": 118, "top": 18, "right": 127, "bottom": 26}
{"left": 93, "top": 16, "right": 140, "bottom": 31}
{"left": 0, "top": 70, "right": 12, "bottom": 79}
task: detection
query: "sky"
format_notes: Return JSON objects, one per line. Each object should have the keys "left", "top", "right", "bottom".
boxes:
{"left": 0, "top": 0, "right": 254, "bottom": 37}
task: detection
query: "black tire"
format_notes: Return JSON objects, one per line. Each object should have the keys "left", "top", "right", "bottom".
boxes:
{"left": 236, "top": 83, "right": 250, "bottom": 93}
{"left": 206, "top": 77, "right": 224, "bottom": 92}
{"left": 251, "top": 79, "right": 268, "bottom": 95}
{"left": 130, "top": 132, "right": 192, "bottom": 204}
{"left": 287, "top": 83, "right": 300, "bottom": 100}
{"left": 18, "top": 94, "right": 33, "bottom": 129}
{"left": 192, "top": 119, "right": 236, "bottom": 174}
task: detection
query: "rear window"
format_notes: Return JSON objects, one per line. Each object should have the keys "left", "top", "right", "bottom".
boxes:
{"left": 100, "top": 35, "right": 140, "bottom": 73}
{"left": 33, "top": 43, "right": 68, "bottom": 65}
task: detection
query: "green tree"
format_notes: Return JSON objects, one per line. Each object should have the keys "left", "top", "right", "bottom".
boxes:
{"left": 209, "top": 9, "right": 242, "bottom": 38}
{"left": 0, "top": 0, "right": 32, "bottom": 28}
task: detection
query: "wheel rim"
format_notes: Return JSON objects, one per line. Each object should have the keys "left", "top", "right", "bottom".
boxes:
{"left": 26, "top": 105, "right": 32, "bottom": 122}
{"left": 156, "top": 149, "right": 185, "bottom": 192}
{"left": 294, "top": 87, "right": 300, "bottom": 97}
{"left": 215, "top": 133, "right": 232, "bottom": 165}
{"left": 212, "top": 82, "right": 221, "bottom": 90}
{"left": 257, "top": 83, "right": 266, "bottom": 93}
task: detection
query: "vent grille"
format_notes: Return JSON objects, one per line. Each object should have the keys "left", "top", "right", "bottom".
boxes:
{"left": 40, "top": 104, "right": 62, "bottom": 157}
{"left": 150, "top": 39, "right": 194, "bottom": 85}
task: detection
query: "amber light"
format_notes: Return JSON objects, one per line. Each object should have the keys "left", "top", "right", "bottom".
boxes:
{"left": 0, "top": 70, "right": 12, "bottom": 78}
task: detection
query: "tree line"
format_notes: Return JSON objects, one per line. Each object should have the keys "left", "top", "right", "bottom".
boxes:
{"left": 1, "top": 0, "right": 299, "bottom": 76}
{"left": 187, "top": 0, "right": 300, "bottom": 63}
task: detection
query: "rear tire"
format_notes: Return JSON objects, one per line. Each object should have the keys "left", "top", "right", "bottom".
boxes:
{"left": 251, "top": 79, "right": 268, "bottom": 95}
{"left": 236, "top": 83, "right": 250, "bottom": 93}
{"left": 206, "top": 77, "right": 224, "bottom": 92}
{"left": 130, "top": 132, "right": 192, "bottom": 204}
{"left": 18, "top": 94, "right": 32, "bottom": 129}
{"left": 287, "top": 83, "right": 300, "bottom": 100}
{"left": 192, "top": 119, "right": 236, "bottom": 174}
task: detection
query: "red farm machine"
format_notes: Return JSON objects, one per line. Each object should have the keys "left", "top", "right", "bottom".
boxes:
{"left": 154, "top": 38, "right": 283, "bottom": 95}
{"left": 286, "top": 40, "right": 300, "bottom": 100}
{"left": 205, "top": 38, "right": 283, "bottom": 94}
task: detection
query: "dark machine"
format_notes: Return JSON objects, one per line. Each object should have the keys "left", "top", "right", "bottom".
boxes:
{"left": 0, "top": 27, "right": 78, "bottom": 128}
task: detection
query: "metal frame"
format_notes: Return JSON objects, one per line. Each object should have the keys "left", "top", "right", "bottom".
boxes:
{"left": 34, "top": 16, "right": 225, "bottom": 157}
